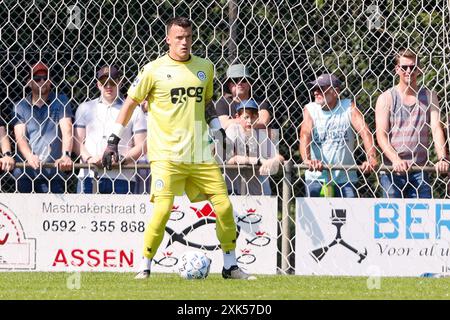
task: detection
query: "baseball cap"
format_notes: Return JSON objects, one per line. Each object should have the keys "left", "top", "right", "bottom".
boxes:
{"left": 309, "top": 73, "right": 341, "bottom": 89}
{"left": 97, "top": 65, "right": 121, "bottom": 80}
{"left": 236, "top": 99, "right": 259, "bottom": 112}
{"left": 226, "top": 64, "right": 253, "bottom": 80}
{"left": 31, "top": 62, "right": 49, "bottom": 76}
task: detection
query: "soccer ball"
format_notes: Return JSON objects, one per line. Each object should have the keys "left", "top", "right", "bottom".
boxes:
{"left": 178, "top": 251, "right": 211, "bottom": 279}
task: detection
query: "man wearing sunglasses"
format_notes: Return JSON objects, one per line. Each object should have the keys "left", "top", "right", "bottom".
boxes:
{"left": 375, "top": 48, "right": 448, "bottom": 198}
{"left": 12, "top": 62, "right": 74, "bottom": 193}
{"left": 300, "top": 73, "right": 378, "bottom": 198}
{"left": 74, "top": 65, "right": 146, "bottom": 194}
{"left": 215, "top": 64, "right": 271, "bottom": 130}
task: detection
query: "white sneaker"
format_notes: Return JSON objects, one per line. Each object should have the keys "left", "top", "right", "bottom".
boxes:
{"left": 222, "top": 265, "right": 257, "bottom": 280}
{"left": 134, "top": 270, "right": 150, "bottom": 279}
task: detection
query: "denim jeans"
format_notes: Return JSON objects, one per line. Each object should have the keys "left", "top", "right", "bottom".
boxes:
{"left": 77, "top": 177, "right": 136, "bottom": 194}
{"left": 16, "top": 176, "right": 65, "bottom": 193}
{"left": 379, "top": 171, "right": 431, "bottom": 198}
{"left": 306, "top": 180, "right": 357, "bottom": 198}
{"left": 134, "top": 167, "right": 151, "bottom": 194}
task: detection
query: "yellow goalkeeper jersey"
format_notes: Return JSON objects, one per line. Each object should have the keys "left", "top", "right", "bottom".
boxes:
{"left": 127, "top": 54, "right": 214, "bottom": 163}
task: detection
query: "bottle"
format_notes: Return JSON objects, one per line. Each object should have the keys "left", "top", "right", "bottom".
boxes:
{"left": 320, "top": 170, "right": 334, "bottom": 197}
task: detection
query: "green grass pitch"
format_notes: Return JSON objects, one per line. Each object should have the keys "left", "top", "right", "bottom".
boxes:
{"left": 0, "top": 272, "right": 449, "bottom": 300}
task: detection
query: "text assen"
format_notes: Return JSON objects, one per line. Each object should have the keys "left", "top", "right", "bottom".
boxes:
{"left": 52, "top": 249, "right": 134, "bottom": 268}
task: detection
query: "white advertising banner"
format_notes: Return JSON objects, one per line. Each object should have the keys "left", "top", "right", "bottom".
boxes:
{"left": 0, "top": 194, "right": 277, "bottom": 274}
{"left": 295, "top": 198, "right": 450, "bottom": 276}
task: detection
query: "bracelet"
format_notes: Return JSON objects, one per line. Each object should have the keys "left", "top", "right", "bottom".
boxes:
{"left": 85, "top": 156, "right": 92, "bottom": 162}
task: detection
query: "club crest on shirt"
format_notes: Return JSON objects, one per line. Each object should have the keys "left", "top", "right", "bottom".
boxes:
{"left": 155, "top": 179, "right": 164, "bottom": 191}
{"left": 197, "top": 71, "right": 206, "bottom": 81}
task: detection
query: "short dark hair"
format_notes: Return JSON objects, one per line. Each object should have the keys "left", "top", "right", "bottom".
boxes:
{"left": 395, "top": 48, "right": 420, "bottom": 66}
{"left": 237, "top": 108, "right": 258, "bottom": 117}
{"left": 167, "top": 17, "right": 192, "bottom": 32}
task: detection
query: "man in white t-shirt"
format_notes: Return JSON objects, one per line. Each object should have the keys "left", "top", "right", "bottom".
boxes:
{"left": 134, "top": 100, "right": 150, "bottom": 194}
{"left": 74, "top": 65, "right": 147, "bottom": 194}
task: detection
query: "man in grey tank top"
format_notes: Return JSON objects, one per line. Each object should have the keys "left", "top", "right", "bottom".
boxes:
{"left": 375, "top": 48, "right": 448, "bottom": 198}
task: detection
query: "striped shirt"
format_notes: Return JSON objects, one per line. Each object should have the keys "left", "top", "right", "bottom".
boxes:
{"left": 385, "top": 87, "right": 430, "bottom": 166}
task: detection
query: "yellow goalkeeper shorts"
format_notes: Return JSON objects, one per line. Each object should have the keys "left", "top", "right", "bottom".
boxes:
{"left": 149, "top": 161, "right": 228, "bottom": 203}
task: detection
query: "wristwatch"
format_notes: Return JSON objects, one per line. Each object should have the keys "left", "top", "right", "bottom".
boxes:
{"left": 3, "top": 151, "right": 13, "bottom": 157}
{"left": 64, "top": 151, "right": 71, "bottom": 157}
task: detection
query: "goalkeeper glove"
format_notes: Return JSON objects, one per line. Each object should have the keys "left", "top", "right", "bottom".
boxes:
{"left": 102, "top": 134, "right": 120, "bottom": 170}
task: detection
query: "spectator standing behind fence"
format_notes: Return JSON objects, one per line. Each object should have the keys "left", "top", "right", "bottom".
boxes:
{"left": 300, "top": 73, "right": 378, "bottom": 198}
{"left": 74, "top": 66, "right": 147, "bottom": 194}
{"left": 215, "top": 64, "right": 271, "bottom": 130}
{"left": 375, "top": 49, "right": 449, "bottom": 199}
{"left": 12, "top": 62, "right": 73, "bottom": 193}
{"left": 0, "top": 118, "right": 15, "bottom": 172}
{"left": 224, "top": 99, "right": 284, "bottom": 195}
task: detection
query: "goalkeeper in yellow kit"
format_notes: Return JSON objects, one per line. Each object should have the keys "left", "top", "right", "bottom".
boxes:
{"left": 102, "top": 17, "right": 253, "bottom": 280}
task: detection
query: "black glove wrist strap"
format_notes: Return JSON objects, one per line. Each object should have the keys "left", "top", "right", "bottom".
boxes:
{"left": 107, "top": 134, "right": 121, "bottom": 145}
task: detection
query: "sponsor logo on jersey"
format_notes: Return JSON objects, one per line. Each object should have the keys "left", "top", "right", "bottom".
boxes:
{"left": 170, "top": 87, "right": 204, "bottom": 104}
